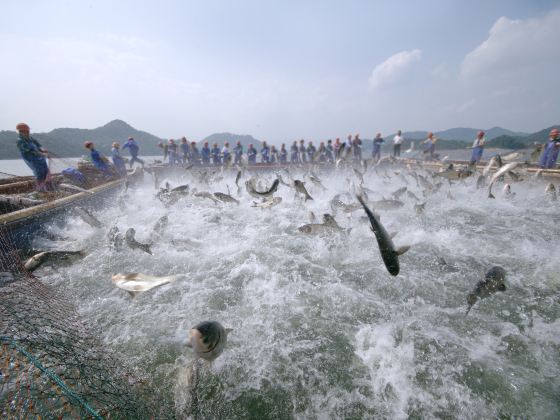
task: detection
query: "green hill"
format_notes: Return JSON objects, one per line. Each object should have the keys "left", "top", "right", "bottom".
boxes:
{"left": 0, "top": 120, "right": 164, "bottom": 159}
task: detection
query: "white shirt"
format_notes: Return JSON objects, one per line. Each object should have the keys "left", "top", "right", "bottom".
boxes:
{"left": 393, "top": 135, "right": 403, "bottom": 145}
{"left": 472, "top": 137, "right": 485, "bottom": 148}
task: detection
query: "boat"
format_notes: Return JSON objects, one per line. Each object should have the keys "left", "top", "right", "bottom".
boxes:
{"left": 0, "top": 164, "right": 142, "bottom": 251}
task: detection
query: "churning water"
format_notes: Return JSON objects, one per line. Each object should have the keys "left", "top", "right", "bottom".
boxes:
{"left": 35, "top": 165, "right": 560, "bottom": 418}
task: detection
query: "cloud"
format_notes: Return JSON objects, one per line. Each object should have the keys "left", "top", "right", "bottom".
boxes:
{"left": 461, "top": 10, "right": 560, "bottom": 79}
{"left": 368, "top": 49, "right": 422, "bottom": 91}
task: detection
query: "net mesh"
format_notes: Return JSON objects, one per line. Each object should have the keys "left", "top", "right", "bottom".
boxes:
{"left": 0, "top": 227, "right": 165, "bottom": 418}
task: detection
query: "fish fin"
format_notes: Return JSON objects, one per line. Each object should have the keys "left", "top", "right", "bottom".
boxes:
{"left": 395, "top": 245, "right": 410, "bottom": 256}
{"left": 128, "top": 290, "right": 142, "bottom": 298}
{"left": 389, "top": 231, "right": 398, "bottom": 239}
{"left": 225, "top": 328, "right": 233, "bottom": 335}
{"left": 488, "top": 192, "right": 495, "bottom": 199}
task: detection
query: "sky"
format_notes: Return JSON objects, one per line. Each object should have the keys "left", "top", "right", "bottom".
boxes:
{"left": 1, "top": 0, "right": 559, "bottom": 141}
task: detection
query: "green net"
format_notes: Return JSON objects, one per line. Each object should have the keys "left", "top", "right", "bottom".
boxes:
{"left": 0, "top": 228, "right": 165, "bottom": 418}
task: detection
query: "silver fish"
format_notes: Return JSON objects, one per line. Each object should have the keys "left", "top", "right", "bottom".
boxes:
{"left": 24, "top": 250, "right": 85, "bottom": 272}
{"left": 298, "top": 214, "right": 349, "bottom": 234}
{"left": 74, "top": 207, "right": 103, "bottom": 228}
{"left": 125, "top": 228, "right": 152, "bottom": 255}
{"left": 193, "top": 191, "right": 220, "bottom": 204}
{"left": 214, "top": 192, "right": 240, "bottom": 205}
{"left": 294, "top": 180, "right": 313, "bottom": 201}
{"left": 112, "top": 272, "right": 177, "bottom": 297}
{"left": 251, "top": 196, "right": 282, "bottom": 208}
{"left": 488, "top": 162, "right": 519, "bottom": 199}
{"left": 466, "top": 266, "right": 506, "bottom": 315}
{"left": 246, "top": 178, "right": 280, "bottom": 199}
{"left": 392, "top": 186, "right": 407, "bottom": 200}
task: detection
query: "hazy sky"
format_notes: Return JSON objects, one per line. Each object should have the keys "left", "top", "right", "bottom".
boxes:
{"left": 1, "top": 0, "right": 559, "bottom": 141}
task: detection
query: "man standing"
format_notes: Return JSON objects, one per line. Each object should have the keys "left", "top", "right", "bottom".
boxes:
{"left": 233, "top": 141, "right": 243, "bottom": 164}
{"left": 290, "top": 141, "right": 299, "bottom": 163}
{"left": 122, "top": 137, "right": 144, "bottom": 168}
{"left": 372, "top": 133, "right": 384, "bottom": 162}
{"left": 180, "top": 137, "right": 190, "bottom": 164}
{"left": 470, "top": 131, "right": 486, "bottom": 165}
{"left": 15, "top": 122, "right": 53, "bottom": 191}
{"left": 540, "top": 128, "right": 560, "bottom": 169}
{"left": 299, "top": 139, "right": 307, "bottom": 163}
{"left": 247, "top": 144, "right": 257, "bottom": 164}
{"left": 393, "top": 130, "right": 404, "bottom": 157}
{"left": 352, "top": 134, "right": 362, "bottom": 162}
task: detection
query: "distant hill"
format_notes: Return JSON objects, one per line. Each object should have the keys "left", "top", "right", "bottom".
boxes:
{"left": 387, "top": 127, "right": 527, "bottom": 142}
{"left": 201, "top": 132, "right": 262, "bottom": 149}
{"left": 0, "top": 120, "right": 164, "bottom": 159}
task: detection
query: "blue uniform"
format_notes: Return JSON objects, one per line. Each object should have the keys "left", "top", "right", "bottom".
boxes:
{"left": 211, "top": 147, "right": 221, "bottom": 165}
{"left": 326, "top": 144, "right": 334, "bottom": 162}
{"left": 279, "top": 148, "right": 287, "bottom": 163}
{"left": 111, "top": 147, "right": 127, "bottom": 176}
{"left": 233, "top": 145, "right": 243, "bottom": 164}
{"left": 306, "top": 145, "right": 316, "bottom": 162}
{"left": 122, "top": 139, "right": 144, "bottom": 167}
{"left": 470, "top": 138, "right": 484, "bottom": 164}
{"left": 247, "top": 147, "right": 257, "bottom": 164}
{"left": 16, "top": 134, "right": 50, "bottom": 185}
{"left": 62, "top": 167, "right": 87, "bottom": 186}
{"left": 261, "top": 146, "right": 270, "bottom": 163}
{"left": 545, "top": 141, "right": 560, "bottom": 169}
{"left": 181, "top": 143, "right": 189, "bottom": 164}
{"left": 90, "top": 149, "right": 112, "bottom": 177}
{"left": 201, "top": 146, "right": 211, "bottom": 165}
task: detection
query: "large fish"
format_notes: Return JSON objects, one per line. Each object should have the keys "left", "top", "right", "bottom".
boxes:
{"left": 214, "top": 192, "right": 240, "bottom": 205}
{"left": 294, "top": 180, "right": 313, "bottom": 201}
{"left": 435, "top": 168, "right": 473, "bottom": 180}
{"left": 488, "top": 162, "right": 519, "bottom": 198}
{"left": 112, "top": 272, "right": 177, "bottom": 297}
{"left": 391, "top": 186, "right": 407, "bottom": 200}
{"left": 186, "top": 321, "right": 231, "bottom": 362}
{"left": 193, "top": 191, "right": 220, "bottom": 204}
{"left": 502, "top": 151, "right": 523, "bottom": 162}
{"left": 74, "top": 207, "right": 103, "bottom": 228}
{"left": 357, "top": 195, "right": 409, "bottom": 276}
{"left": 483, "top": 155, "right": 503, "bottom": 177}
{"left": 24, "top": 250, "right": 85, "bottom": 272}
{"left": 125, "top": 228, "right": 152, "bottom": 255}
{"left": 298, "top": 214, "right": 350, "bottom": 234}
{"left": 466, "top": 266, "right": 506, "bottom": 315}
{"left": 246, "top": 178, "right": 280, "bottom": 199}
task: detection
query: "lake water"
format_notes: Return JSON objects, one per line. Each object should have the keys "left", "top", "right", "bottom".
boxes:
{"left": 22, "top": 162, "right": 560, "bottom": 418}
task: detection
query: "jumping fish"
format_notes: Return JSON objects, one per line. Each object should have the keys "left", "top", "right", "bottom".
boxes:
{"left": 112, "top": 272, "right": 178, "bottom": 297}
{"left": 24, "top": 250, "right": 85, "bottom": 272}
{"left": 488, "top": 162, "right": 519, "bottom": 199}
{"left": 245, "top": 178, "right": 280, "bottom": 199}
{"left": 74, "top": 207, "right": 103, "bottom": 228}
{"left": 294, "top": 180, "right": 313, "bottom": 201}
{"left": 466, "top": 266, "right": 506, "bottom": 315}
{"left": 125, "top": 228, "right": 152, "bottom": 255}
{"left": 193, "top": 191, "right": 220, "bottom": 204}
{"left": 251, "top": 197, "right": 282, "bottom": 208}
{"left": 391, "top": 186, "right": 407, "bottom": 200}
{"left": 357, "top": 195, "right": 409, "bottom": 276}
{"left": 214, "top": 192, "right": 240, "bottom": 205}
{"left": 186, "top": 321, "right": 231, "bottom": 362}
{"left": 298, "top": 214, "right": 350, "bottom": 235}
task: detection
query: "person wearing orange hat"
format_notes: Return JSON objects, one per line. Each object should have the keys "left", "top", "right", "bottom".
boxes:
{"left": 540, "top": 128, "right": 560, "bottom": 169}
{"left": 470, "top": 131, "right": 486, "bottom": 165}
{"left": 15, "top": 123, "right": 53, "bottom": 191}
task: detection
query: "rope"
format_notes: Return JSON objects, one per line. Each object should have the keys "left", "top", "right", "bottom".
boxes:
{"left": 1, "top": 336, "right": 103, "bottom": 419}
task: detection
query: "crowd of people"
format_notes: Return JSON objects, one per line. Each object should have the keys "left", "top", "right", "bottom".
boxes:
{"left": 13, "top": 122, "right": 560, "bottom": 192}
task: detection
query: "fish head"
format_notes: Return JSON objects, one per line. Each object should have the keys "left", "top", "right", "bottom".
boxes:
{"left": 187, "top": 321, "right": 228, "bottom": 361}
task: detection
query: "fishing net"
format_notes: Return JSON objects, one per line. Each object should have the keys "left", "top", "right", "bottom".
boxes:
{"left": 0, "top": 228, "right": 164, "bottom": 418}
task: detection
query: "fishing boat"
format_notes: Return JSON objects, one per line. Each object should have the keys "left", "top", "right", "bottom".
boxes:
{"left": 0, "top": 164, "right": 142, "bottom": 250}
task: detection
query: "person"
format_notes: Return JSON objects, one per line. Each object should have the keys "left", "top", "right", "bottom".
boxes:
{"left": 393, "top": 130, "right": 404, "bottom": 157}
{"left": 299, "top": 139, "right": 307, "bottom": 163}
{"left": 334, "top": 138, "right": 342, "bottom": 158}
{"left": 279, "top": 144, "right": 288, "bottom": 163}
{"left": 290, "top": 141, "right": 299, "bottom": 163}
{"left": 84, "top": 141, "right": 112, "bottom": 177}
{"left": 306, "top": 141, "right": 317, "bottom": 163}
{"left": 61, "top": 167, "right": 87, "bottom": 186}
{"left": 168, "top": 139, "right": 179, "bottom": 166}
{"left": 352, "top": 134, "right": 362, "bottom": 162}
{"left": 247, "top": 143, "right": 257, "bottom": 164}
{"left": 317, "top": 142, "right": 327, "bottom": 162}
{"left": 372, "top": 133, "right": 384, "bottom": 162}
{"left": 540, "top": 128, "right": 560, "bottom": 169}
{"left": 326, "top": 139, "right": 334, "bottom": 163}
{"left": 15, "top": 122, "right": 53, "bottom": 191}
{"left": 180, "top": 137, "right": 190, "bottom": 164}
{"left": 211, "top": 143, "right": 221, "bottom": 165}
{"left": 423, "top": 132, "right": 438, "bottom": 160}
{"left": 111, "top": 142, "right": 127, "bottom": 176}
{"left": 470, "top": 130, "right": 486, "bottom": 165}
{"left": 233, "top": 141, "right": 243, "bottom": 164}
{"left": 190, "top": 141, "right": 200, "bottom": 165}
{"left": 158, "top": 141, "right": 168, "bottom": 162}
{"left": 346, "top": 134, "right": 353, "bottom": 151}
{"left": 222, "top": 142, "right": 231, "bottom": 165}
{"left": 261, "top": 141, "right": 270, "bottom": 163}
{"left": 201, "top": 142, "right": 211, "bottom": 165}
{"left": 270, "top": 145, "right": 278, "bottom": 164}
{"left": 122, "top": 137, "right": 144, "bottom": 168}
